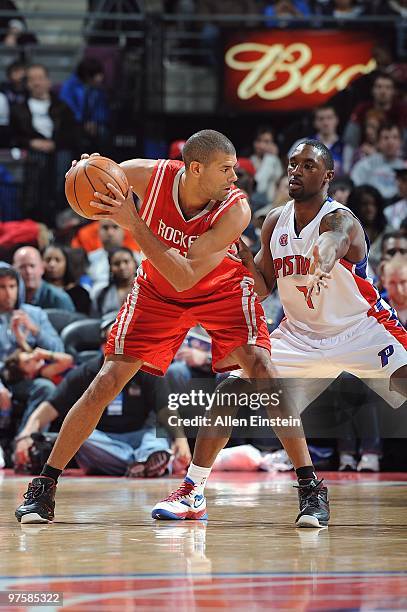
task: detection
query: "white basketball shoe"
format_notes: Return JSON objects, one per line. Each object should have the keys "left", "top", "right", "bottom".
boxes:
{"left": 152, "top": 477, "right": 208, "bottom": 520}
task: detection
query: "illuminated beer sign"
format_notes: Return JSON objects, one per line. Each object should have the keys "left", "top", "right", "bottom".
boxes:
{"left": 224, "top": 31, "right": 375, "bottom": 111}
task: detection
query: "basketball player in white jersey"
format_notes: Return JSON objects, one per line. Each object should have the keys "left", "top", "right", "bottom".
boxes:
{"left": 152, "top": 139, "right": 407, "bottom": 527}
{"left": 16, "top": 131, "right": 328, "bottom": 528}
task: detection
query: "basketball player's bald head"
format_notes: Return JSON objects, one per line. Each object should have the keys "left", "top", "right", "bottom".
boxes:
{"left": 182, "top": 130, "right": 236, "bottom": 169}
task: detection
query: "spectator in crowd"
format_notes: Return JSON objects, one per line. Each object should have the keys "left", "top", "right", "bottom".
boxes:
{"left": 71, "top": 219, "right": 140, "bottom": 255}
{"left": 10, "top": 64, "right": 77, "bottom": 154}
{"left": 0, "top": 61, "right": 27, "bottom": 147}
{"left": 88, "top": 220, "right": 140, "bottom": 296}
{"left": 91, "top": 247, "right": 137, "bottom": 318}
{"left": 347, "top": 185, "right": 390, "bottom": 274}
{"left": 351, "top": 109, "right": 384, "bottom": 166}
{"left": 13, "top": 246, "right": 75, "bottom": 311}
{"left": 291, "top": 105, "right": 344, "bottom": 175}
{"left": 381, "top": 230, "right": 407, "bottom": 262}
{"left": 321, "top": 0, "right": 364, "bottom": 18}
{"left": 336, "top": 375, "right": 382, "bottom": 473}
{"left": 10, "top": 64, "right": 78, "bottom": 223}
{"left": 328, "top": 176, "right": 354, "bottom": 205}
{"left": 0, "top": 0, "right": 35, "bottom": 46}
{"left": 43, "top": 244, "right": 91, "bottom": 315}
{"left": 2, "top": 18, "right": 37, "bottom": 47}
{"left": 14, "top": 318, "right": 191, "bottom": 476}
{"left": 59, "top": 57, "right": 110, "bottom": 151}
{"left": 0, "top": 265, "right": 64, "bottom": 435}
{"left": 264, "top": 0, "right": 311, "bottom": 26}
{"left": 235, "top": 157, "right": 256, "bottom": 201}
{"left": 384, "top": 165, "right": 407, "bottom": 230}
{"left": 312, "top": 104, "right": 344, "bottom": 175}
{"left": 343, "top": 73, "right": 405, "bottom": 172}
{"left": 3, "top": 347, "right": 73, "bottom": 386}
{"left": 351, "top": 124, "right": 405, "bottom": 202}
{"left": 381, "top": 254, "right": 407, "bottom": 327}
{"left": 0, "top": 60, "right": 27, "bottom": 105}
{"left": 250, "top": 126, "right": 283, "bottom": 208}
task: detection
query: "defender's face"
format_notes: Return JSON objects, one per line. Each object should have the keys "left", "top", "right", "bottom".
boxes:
{"left": 287, "top": 144, "right": 331, "bottom": 201}
{"left": 199, "top": 152, "right": 238, "bottom": 202}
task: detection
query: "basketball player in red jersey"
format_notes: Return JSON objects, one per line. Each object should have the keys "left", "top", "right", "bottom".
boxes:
{"left": 16, "top": 130, "right": 329, "bottom": 528}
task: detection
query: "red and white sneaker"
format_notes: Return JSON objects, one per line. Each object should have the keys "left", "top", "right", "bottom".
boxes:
{"left": 152, "top": 477, "right": 208, "bottom": 520}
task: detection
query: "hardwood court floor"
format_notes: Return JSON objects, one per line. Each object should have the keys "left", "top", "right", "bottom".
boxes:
{"left": 0, "top": 471, "right": 406, "bottom": 610}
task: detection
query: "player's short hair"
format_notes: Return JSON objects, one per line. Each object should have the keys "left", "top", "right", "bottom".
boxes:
{"left": 292, "top": 138, "right": 334, "bottom": 171}
{"left": 182, "top": 130, "right": 235, "bottom": 169}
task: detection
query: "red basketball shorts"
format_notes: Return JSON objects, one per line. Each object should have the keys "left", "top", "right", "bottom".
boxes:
{"left": 105, "top": 274, "right": 270, "bottom": 375}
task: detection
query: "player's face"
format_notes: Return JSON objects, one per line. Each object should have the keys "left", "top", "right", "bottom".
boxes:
{"left": 43, "top": 247, "right": 66, "bottom": 282}
{"left": 287, "top": 144, "right": 332, "bottom": 201}
{"left": 200, "top": 152, "right": 238, "bottom": 201}
{"left": 0, "top": 277, "right": 18, "bottom": 313}
{"left": 110, "top": 251, "right": 136, "bottom": 283}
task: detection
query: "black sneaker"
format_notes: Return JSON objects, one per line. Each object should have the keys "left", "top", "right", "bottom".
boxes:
{"left": 295, "top": 478, "right": 330, "bottom": 528}
{"left": 15, "top": 476, "right": 56, "bottom": 524}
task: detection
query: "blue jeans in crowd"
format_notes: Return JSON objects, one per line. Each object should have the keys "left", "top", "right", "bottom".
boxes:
{"left": 14, "top": 378, "right": 56, "bottom": 434}
{"left": 75, "top": 425, "right": 171, "bottom": 476}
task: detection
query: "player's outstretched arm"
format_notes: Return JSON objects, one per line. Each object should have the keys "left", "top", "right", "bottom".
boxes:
{"left": 91, "top": 186, "right": 251, "bottom": 292}
{"left": 307, "top": 210, "right": 359, "bottom": 298}
{"left": 233, "top": 207, "right": 282, "bottom": 300}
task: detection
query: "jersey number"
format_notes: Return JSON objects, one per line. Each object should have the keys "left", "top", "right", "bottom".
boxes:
{"left": 296, "top": 285, "right": 314, "bottom": 309}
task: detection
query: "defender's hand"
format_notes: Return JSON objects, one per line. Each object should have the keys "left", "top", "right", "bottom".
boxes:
{"left": 306, "top": 245, "right": 331, "bottom": 300}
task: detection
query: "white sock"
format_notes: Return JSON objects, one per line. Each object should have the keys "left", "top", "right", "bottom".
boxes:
{"left": 186, "top": 463, "right": 212, "bottom": 492}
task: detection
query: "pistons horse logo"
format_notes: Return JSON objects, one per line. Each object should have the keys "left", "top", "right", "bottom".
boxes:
{"left": 279, "top": 234, "right": 288, "bottom": 246}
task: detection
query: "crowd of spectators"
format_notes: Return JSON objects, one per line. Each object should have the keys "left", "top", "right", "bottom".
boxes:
{"left": 0, "top": 4, "right": 406, "bottom": 475}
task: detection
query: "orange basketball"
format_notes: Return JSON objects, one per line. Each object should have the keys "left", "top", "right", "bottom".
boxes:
{"left": 65, "top": 156, "right": 129, "bottom": 219}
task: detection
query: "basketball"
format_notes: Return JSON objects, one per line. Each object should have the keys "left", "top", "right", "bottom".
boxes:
{"left": 65, "top": 156, "right": 129, "bottom": 219}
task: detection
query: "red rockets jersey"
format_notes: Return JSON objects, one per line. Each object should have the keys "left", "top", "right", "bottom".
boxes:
{"left": 138, "top": 159, "right": 248, "bottom": 301}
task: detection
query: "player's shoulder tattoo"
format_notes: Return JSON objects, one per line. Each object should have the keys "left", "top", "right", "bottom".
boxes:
{"left": 321, "top": 209, "right": 355, "bottom": 234}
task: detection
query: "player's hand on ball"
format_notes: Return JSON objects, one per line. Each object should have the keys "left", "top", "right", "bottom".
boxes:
{"left": 65, "top": 153, "right": 100, "bottom": 178}
{"left": 306, "top": 244, "right": 331, "bottom": 299}
{"left": 90, "top": 183, "right": 138, "bottom": 230}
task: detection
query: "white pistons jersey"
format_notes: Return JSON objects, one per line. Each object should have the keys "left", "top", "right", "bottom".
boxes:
{"left": 270, "top": 198, "right": 396, "bottom": 337}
